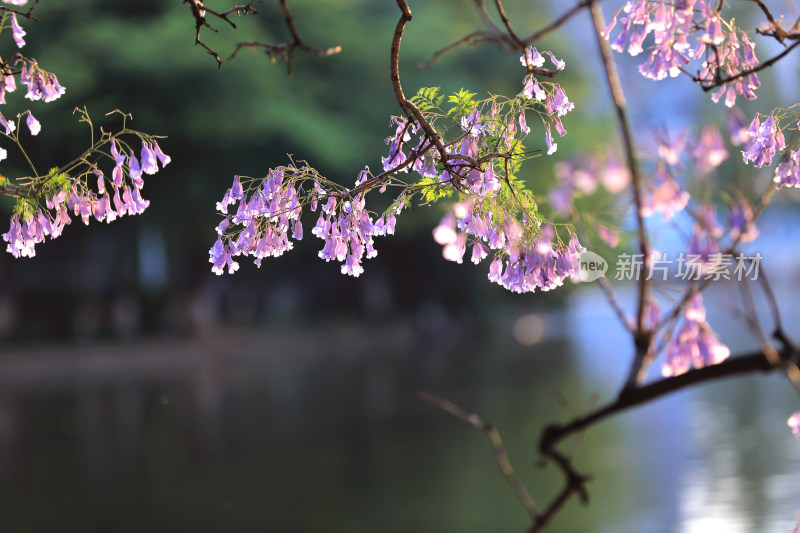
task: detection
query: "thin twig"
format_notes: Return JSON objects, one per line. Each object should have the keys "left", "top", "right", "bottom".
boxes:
{"left": 228, "top": 0, "right": 342, "bottom": 76}
{"left": 0, "top": 0, "right": 40, "bottom": 21}
{"left": 416, "top": 390, "right": 540, "bottom": 519}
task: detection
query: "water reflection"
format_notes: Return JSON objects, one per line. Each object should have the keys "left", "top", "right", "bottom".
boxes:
{"left": 0, "top": 295, "right": 797, "bottom": 532}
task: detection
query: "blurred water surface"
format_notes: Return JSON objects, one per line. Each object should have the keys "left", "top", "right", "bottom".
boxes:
{"left": 0, "top": 288, "right": 797, "bottom": 533}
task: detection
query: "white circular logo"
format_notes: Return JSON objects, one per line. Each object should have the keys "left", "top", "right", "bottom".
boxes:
{"left": 578, "top": 250, "right": 608, "bottom": 282}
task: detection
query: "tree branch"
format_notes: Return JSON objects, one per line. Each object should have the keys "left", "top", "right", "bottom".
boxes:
{"left": 539, "top": 351, "right": 778, "bottom": 455}
{"left": 228, "top": 0, "right": 342, "bottom": 76}
{"left": 416, "top": 390, "right": 540, "bottom": 520}
{"left": 589, "top": 0, "right": 652, "bottom": 387}
{"left": 0, "top": 0, "right": 40, "bottom": 22}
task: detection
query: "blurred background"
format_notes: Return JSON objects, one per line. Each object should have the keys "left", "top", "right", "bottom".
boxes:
{"left": 0, "top": 0, "right": 799, "bottom": 531}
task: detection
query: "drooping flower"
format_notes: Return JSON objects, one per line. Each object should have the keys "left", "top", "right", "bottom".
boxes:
{"left": 10, "top": 13, "right": 25, "bottom": 48}
{"left": 728, "top": 199, "right": 759, "bottom": 242}
{"left": 662, "top": 293, "right": 730, "bottom": 377}
{"left": 0, "top": 111, "right": 16, "bottom": 134}
{"left": 774, "top": 149, "right": 800, "bottom": 189}
{"left": 741, "top": 113, "right": 784, "bottom": 168}
{"left": 545, "top": 123, "right": 557, "bottom": 155}
{"left": 141, "top": 141, "right": 158, "bottom": 175}
{"left": 692, "top": 124, "right": 728, "bottom": 175}
{"left": 20, "top": 63, "right": 65, "bottom": 102}
{"left": 152, "top": 141, "right": 171, "bottom": 167}
{"left": 25, "top": 110, "right": 40, "bottom": 136}
{"left": 640, "top": 170, "right": 689, "bottom": 220}
{"left": 110, "top": 139, "right": 126, "bottom": 187}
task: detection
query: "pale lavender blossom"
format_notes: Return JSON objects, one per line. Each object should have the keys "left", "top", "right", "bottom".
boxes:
{"left": 640, "top": 171, "right": 689, "bottom": 220}
{"left": 0, "top": 111, "right": 16, "bottom": 134}
{"left": 141, "top": 141, "right": 158, "bottom": 175}
{"left": 152, "top": 141, "right": 171, "bottom": 167}
{"left": 728, "top": 200, "right": 759, "bottom": 242}
{"left": 10, "top": 13, "right": 25, "bottom": 48}
{"left": 742, "top": 113, "right": 785, "bottom": 168}
{"left": 662, "top": 293, "right": 730, "bottom": 377}
{"left": 545, "top": 123, "right": 557, "bottom": 155}
{"left": 25, "top": 110, "right": 39, "bottom": 135}
{"left": 692, "top": 124, "right": 727, "bottom": 175}
{"left": 774, "top": 150, "right": 800, "bottom": 189}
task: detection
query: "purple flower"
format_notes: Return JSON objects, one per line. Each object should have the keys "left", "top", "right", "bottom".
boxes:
{"left": 0, "top": 111, "right": 16, "bottom": 134}
{"left": 21, "top": 64, "right": 66, "bottom": 102}
{"left": 545, "top": 123, "right": 557, "bottom": 155}
{"left": 662, "top": 293, "right": 730, "bottom": 377}
{"left": 518, "top": 111, "right": 530, "bottom": 135}
{"left": 519, "top": 46, "right": 545, "bottom": 68}
{"left": 728, "top": 200, "right": 758, "bottom": 242}
{"left": 141, "top": 142, "right": 158, "bottom": 175}
{"left": 10, "top": 13, "right": 25, "bottom": 48}
{"left": 774, "top": 150, "right": 800, "bottom": 189}
{"left": 727, "top": 108, "right": 750, "bottom": 146}
{"left": 128, "top": 154, "right": 143, "bottom": 188}
{"left": 545, "top": 51, "right": 565, "bottom": 71}
{"left": 110, "top": 139, "right": 126, "bottom": 187}
{"left": 209, "top": 237, "right": 239, "bottom": 275}
{"left": 692, "top": 124, "right": 727, "bottom": 175}
{"left": 152, "top": 141, "right": 171, "bottom": 167}
{"left": 640, "top": 171, "right": 689, "bottom": 220}
{"left": 25, "top": 110, "right": 39, "bottom": 135}
{"left": 442, "top": 232, "right": 467, "bottom": 263}
{"left": 742, "top": 113, "right": 785, "bottom": 168}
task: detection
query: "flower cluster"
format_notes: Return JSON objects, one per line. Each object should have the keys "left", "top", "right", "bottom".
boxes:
{"left": 0, "top": 7, "right": 168, "bottom": 259}
{"left": 547, "top": 149, "right": 631, "bottom": 217}
{"left": 433, "top": 200, "right": 584, "bottom": 293}
{"left": 741, "top": 113, "right": 785, "bottom": 168}
{"left": 774, "top": 149, "right": 800, "bottom": 189}
{"left": 19, "top": 60, "right": 66, "bottom": 103}
{"left": 487, "top": 227, "right": 584, "bottom": 293}
{"left": 700, "top": 27, "right": 760, "bottom": 108}
{"left": 662, "top": 293, "right": 730, "bottom": 377}
{"left": 312, "top": 188, "right": 397, "bottom": 278}
{"left": 211, "top": 50, "right": 576, "bottom": 294}
{"left": 2, "top": 138, "right": 170, "bottom": 258}
{"left": 211, "top": 169, "right": 303, "bottom": 275}
{"left": 520, "top": 46, "right": 572, "bottom": 153}
{"left": 603, "top": 1, "right": 760, "bottom": 106}
{"left": 641, "top": 124, "right": 730, "bottom": 220}
{"left": 211, "top": 165, "right": 398, "bottom": 277}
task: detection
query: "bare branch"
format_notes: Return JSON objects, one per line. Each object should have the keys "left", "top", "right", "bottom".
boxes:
{"left": 417, "top": 390, "right": 540, "bottom": 519}
{"left": 540, "top": 351, "right": 779, "bottom": 455}
{"left": 493, "top": 0, "right": 524, "bottom": 47}
{"left": 228, "top": 0, "right": 342, "bottom": 76}
{"left": 0, "top": 0, "right": 41, "bottom": 22}
{"left": 184, "top": 0, "right": 260, "bottom": 69}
